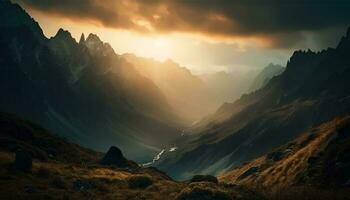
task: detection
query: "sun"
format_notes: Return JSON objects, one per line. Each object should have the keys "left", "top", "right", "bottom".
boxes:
{"left": 150, "top": 37, "right": 171, "bottom": 60}
{"left": 154, "top": 38, "right": 168, "bottom": 48}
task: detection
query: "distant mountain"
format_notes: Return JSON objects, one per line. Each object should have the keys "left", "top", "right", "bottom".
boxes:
{"left": 221, "top": 115, "right": 350, "bottom": 193}
{"left": 123, "top": 54, "right": 221, "bottom": 123}
{"left": 0, "top": 0, "right": 183, "bottom": 162}
{"left": 157, "top": 27, "right": 350, "bottom": 180}
{"left": 123, "top": 54, "right": 259, "bottom": 123}
{"left": 200, "top": 70, "right": 257, "bottom": 105}
{"left": 248, "top": 63, "right": 284, "bottom": 92}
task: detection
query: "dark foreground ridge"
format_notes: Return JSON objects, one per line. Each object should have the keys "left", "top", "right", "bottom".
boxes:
{"left": 0, "top": 112, "right": 263, "bottom": 200}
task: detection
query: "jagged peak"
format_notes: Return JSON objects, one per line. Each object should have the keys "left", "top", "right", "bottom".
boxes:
{"left": 336, "top": 26, "right": 350, "bottom": 50}
{"left": 79, "top": 33, "right": 85, "bottom": 44}
{"left": 84, "top": 33, "right": 116, "bottom": 55}
{"left": 86, "top": 33, "right": 102, "bottom": 43}
{"left": 54, "top": 28, "right": 74, "bottom": 41}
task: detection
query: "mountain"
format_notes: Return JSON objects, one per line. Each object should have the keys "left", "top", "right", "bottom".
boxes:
{"left": 122, "top": 54, "right": 220, "bottom": 123}
{"left": 200, "top": 70, "right": 258, "bottom": 106}
{"left": 220, "top": 115, "right": 350, "bottom": 199}
{"left": 248, "top": 63, "right": 285, "bottom": 92}
{"left": 123, "top": 54, "right": 259, "bottom": 123}
{"left": 156, "top": 27, "right": 350, "bottom": 180}
{"left": 0, "top": 112, "right": 263, "bottom": 200}
{"left": 0, "top": 0, "right": 184, "bottom": 162}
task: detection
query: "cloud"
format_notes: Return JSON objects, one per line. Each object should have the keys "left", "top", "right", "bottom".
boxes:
{"left": 14, "top": 0, "right": 350, "bottom": 48}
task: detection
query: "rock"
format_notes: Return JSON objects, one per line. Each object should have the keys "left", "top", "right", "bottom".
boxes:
{"left": 15, "top": 149, "right": 32, "bottom": 171}
{"left": 190, "top": 175, "right": 218, "bottom": 184}
{"left": 237, "top": 166, "right": 259, "bottom": 180}
{"left": 100, "top": 146, "right": 128, "bottom": 167}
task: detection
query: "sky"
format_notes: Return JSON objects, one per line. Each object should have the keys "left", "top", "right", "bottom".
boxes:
{"left": 13, "top": 0, "right": 350, "bottom": 74}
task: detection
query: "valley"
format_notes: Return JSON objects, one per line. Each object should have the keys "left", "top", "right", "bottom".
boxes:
{"left": 1, "top": 0, "right": 350, "bottom": 199}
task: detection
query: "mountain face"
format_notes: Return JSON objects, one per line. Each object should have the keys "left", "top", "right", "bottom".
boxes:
{"left": 157, "top": 28, "right": 350, "bottom": 180}
{"left": 0, "top": 0, "right": 183, "bottom": 162}
{"left": 220, "top": 115, "right": 350, "bottom": 192}
{"left": 123, "top": 54, "right": 220, "bottom": 123}
{"left": 248, "top": 63, "right": 285, "bottom": 92}
{"left": 200, "top": 70, "right": 258, "bottom": 104}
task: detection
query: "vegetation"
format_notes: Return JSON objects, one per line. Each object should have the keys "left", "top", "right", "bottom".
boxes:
{"left": 128, "top": 175, "right": 153, "bottom": 189}
{"left": 190, "top": 175, "right": 218, "bottom": 184}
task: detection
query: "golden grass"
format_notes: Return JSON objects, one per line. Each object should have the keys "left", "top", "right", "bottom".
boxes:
{"left": 219, "top": 115, "right": 350, "bottom": 199}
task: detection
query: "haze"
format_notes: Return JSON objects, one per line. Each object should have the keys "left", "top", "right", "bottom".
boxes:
{"left": 13, "top": 0, "right": 348, "bottom": 75}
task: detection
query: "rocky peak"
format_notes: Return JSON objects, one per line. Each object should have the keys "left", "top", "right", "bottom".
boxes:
{"left": 79, "top": 33, "right": 85, "bottom": 45}
{"left": 86, "top": 33, "right": 102, "bottom": 44}
{"left": 336, "top": 26, "right": 350, "bottom": 53}
{"left": 53, "top": 28, "right": 75, "bottom": 43}
{"left": 84, "top": 33, "right": 115, "bottom": 56}
{"left": 49, "top": 28, "right": 77, "bottom": 57}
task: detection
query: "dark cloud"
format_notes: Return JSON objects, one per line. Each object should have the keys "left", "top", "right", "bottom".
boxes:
{"left": 13, "top": 0, "right": 350, "bottom": 48}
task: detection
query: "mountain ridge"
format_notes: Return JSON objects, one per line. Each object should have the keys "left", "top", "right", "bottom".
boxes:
{"left": 157, "top": 26, "right": 350, "bottom": 180}
{"left": 0, "top": 0, "right": 184, "bottom": 162}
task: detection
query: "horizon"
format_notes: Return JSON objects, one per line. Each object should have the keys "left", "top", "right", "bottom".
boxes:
{"left": 13, "top": 0, "right": 349, "bottom": 75}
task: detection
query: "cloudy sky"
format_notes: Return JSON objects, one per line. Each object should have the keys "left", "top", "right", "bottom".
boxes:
{"left": 14, "top": 0, "right": 350, "bottom": 74}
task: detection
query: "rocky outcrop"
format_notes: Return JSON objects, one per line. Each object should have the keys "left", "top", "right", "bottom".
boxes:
{"left": 100, "top": 146, "right": 128, "bottom": 167}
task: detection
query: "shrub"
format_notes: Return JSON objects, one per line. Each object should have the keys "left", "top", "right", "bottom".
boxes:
{"left": 190, "top": 175, "right": 218, "bottom": 184}
{"left": 128, "top": 175, "right": 153, "bottom": 189}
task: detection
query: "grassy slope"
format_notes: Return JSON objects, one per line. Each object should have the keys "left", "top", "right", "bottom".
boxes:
{"left": 220, "top": 115, "right": 350, "bottom": 199}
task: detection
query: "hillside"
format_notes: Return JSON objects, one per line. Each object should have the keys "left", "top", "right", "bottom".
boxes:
{"left": 157, "top": 27, "right": 350, "bottom": 180}
{"left": 0, "top": 112, "right": 263, "bottom": 200}
{"left": 0, "top": 0, "right": 184, "bottom": 162}
{"left": 220, "top": 115, "right": 350, "bottom": 199}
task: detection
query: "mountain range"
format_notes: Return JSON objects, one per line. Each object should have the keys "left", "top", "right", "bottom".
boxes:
{"left": 1, "top": 1, "right": 350, "bottom": 199}
{"left": 0, "top": 0, "right": 185, "bottom": 162}
{"left": 156, "top": 27, "right": 350, "bottom": 180}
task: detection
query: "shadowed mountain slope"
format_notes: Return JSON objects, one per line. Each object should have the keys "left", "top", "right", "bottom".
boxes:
{"left": 0, "top": 0, "right": 183, "bottom": 162}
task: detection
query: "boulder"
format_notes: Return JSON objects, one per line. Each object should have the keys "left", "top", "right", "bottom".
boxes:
{"left": 100, "top": 146, "right": 128, "bottom": 167}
